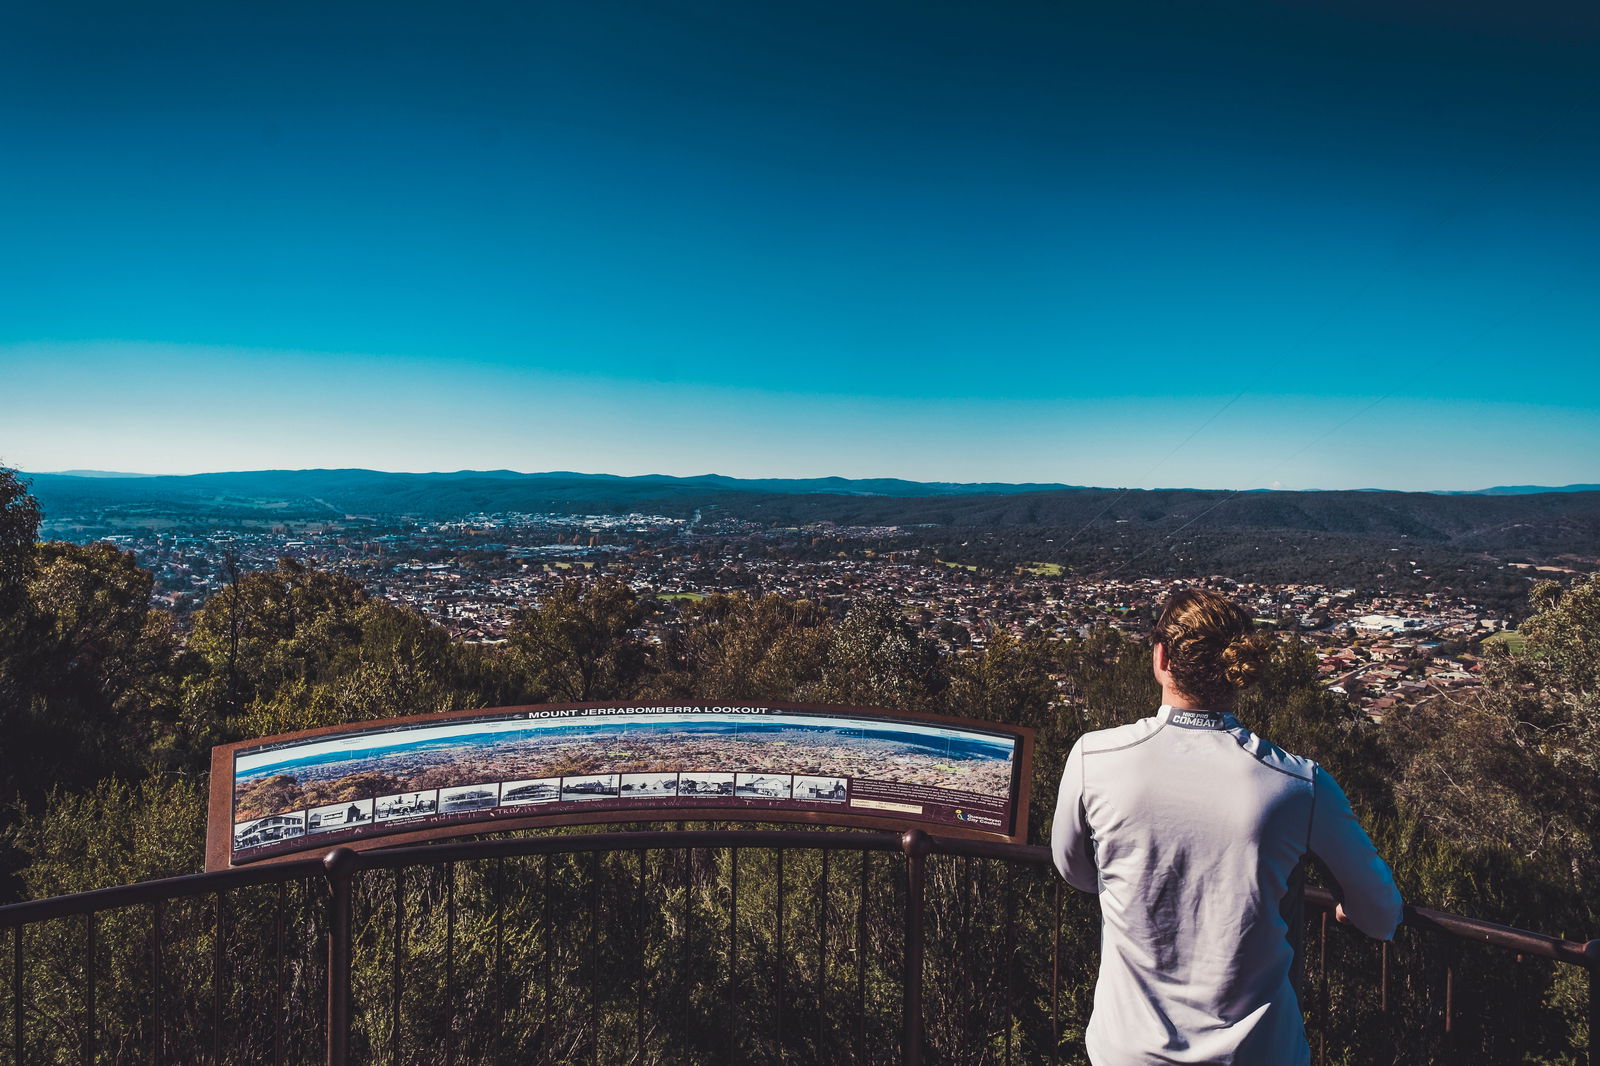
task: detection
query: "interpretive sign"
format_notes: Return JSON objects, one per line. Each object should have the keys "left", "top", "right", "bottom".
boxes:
{"left": 206, "top": 702, "right": 1034, "bottom": 869}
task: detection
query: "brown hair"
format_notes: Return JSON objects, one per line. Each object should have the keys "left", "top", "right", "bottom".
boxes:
{"left": 1150, "top": 587, "right": 1271, "bottom": 709}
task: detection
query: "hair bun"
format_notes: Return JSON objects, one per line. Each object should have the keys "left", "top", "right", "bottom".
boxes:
{"left": 1151, "top": 588, "right": 1263, "bottom": 707}
{"left": 1221, "top": 632, "right": 1268, "bottom": 689}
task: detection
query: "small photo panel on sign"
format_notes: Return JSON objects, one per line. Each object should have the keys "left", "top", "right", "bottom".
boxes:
{"left": 375, "top": 790, "right": 438, "bottom": 822}
{"left": 308, "top": 799, "right": 374, "bottom": 835}
{"left": 561, "top": 773, "right": 620, "bottom": 801}
{"left": 439, "top": 783, "right": 501, "bottom": 813}
{"left": 499, "top": 778, "right": 561, "bottom": 806}
{"left": 620, "top": 772, "right": 679, "bottom": 797}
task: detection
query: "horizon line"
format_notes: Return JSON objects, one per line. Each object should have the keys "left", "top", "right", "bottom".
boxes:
{"left": 16, "top": 466, "right": 1600, "bottom": 497}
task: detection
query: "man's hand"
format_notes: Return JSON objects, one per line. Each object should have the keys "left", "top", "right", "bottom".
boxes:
{"left": 1334, "top": 903, "right": 1349, "bottom": 925}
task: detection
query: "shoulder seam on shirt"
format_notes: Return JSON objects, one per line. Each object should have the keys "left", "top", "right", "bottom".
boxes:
{"left": 1084, "top": 722, "right": 1166, "bottom": 755}
{"left": 1229, "top": 731, "right": 1313, "bottom": 781}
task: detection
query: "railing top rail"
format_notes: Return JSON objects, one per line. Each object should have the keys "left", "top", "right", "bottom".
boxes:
{"left": 2, "top": 827, "right": 1594, "bottom": 969}
{"left": 1298, "top": 885, "right": 1593, "bottom": 967}
{"left": 0, "top": 855, "right": 325, "bottom": 927}
{"left": 351, "top": 826, "right": 904, "bottom": 870}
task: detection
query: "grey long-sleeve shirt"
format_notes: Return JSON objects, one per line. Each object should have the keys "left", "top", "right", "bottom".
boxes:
{"left": 1051, "top": 705, "right": 1402, "bottom": 1066}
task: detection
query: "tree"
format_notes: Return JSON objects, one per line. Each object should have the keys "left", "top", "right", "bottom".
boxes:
{"left": 0, "top": 465, "right": 40, "bottom": 612}
{"left": 186, "top": 556, "right": 369, "bottom": 715}
{"left": 644, "top": 592, "right": 830, "bottom": 701}
{"left": 801, "top": 597, "right": 945, "bottom": 710}
{"left": 505, "top": 577, "right": 650, "bottom": 702}
{"left": 1386, "top": 574, "right": 1599, "bottom": 892}
{"left": 2, "top": 541, "right": 181, "bottom": 801}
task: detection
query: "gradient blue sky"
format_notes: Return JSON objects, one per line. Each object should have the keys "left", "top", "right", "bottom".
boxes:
{"left": 3, "top": 0, "right": 1597, "bottom": 490}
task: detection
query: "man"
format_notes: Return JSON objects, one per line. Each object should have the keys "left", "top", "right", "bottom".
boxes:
{"left": 1051, "top": 587, "right": 1401, "bottom": 1065}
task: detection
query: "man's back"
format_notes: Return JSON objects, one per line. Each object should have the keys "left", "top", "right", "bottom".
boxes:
{"left": 1052, "top": 706, "right": 1401, "bottom": 1066}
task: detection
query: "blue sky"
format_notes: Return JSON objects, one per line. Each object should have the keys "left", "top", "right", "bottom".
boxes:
{"left": 3, "top": 0, "right": 1597, "bottom": 490}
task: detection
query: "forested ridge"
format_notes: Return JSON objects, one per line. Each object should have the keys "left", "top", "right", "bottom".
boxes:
{"left": 1, "top": 468, "right": 1595, "bottom": 1063}
{"left": 28, "top": 470, "right": 1600, "bottom": 560}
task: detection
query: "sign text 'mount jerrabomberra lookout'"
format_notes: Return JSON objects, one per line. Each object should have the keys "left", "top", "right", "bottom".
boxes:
{"left": 207, "top": 702, "right": 1035, "bottom": 869}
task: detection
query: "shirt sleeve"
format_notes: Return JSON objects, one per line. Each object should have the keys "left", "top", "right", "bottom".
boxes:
{"left": 1050, "top": 738, "right": 1098, "bottom": 893}
{"left": 1309, "top": 764, "right": 1403, "bottom": 940}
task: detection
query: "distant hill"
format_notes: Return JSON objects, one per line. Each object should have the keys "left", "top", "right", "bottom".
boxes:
{"left": 1464, "top": 484, "right": 1600, "bottom": 495}
{"left": 18, "top": 469, "right": 1600, "bottom": 560}
{"left": 20, "top": 468, "right": 1075, "bottom": 519}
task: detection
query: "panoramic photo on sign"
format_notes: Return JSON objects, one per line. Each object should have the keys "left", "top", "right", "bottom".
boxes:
{"left": 209, "top": 703, "right": 1032, "bottom": 868}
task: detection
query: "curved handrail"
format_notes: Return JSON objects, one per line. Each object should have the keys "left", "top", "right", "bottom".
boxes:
{"left": 1, "top": 827, "right": 1592, "bottom": 969}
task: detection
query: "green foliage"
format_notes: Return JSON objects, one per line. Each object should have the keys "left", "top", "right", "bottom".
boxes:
{"left": 0, "top": 542, "right": 181, "bottom": 810}
{"left": 10, "top": 776, "right": 206, "bottom": 897}
{"left": 0, "top": 465, "right": 40, "bottom": 611}
{"left": 1387, "top": 574, "right": 1599, "bottom": 888}
{"left": 186, "top": 556, "right": 369, "bottom": 714}
{"left": 0, "top": 475, "right": 1593, "bottom": 1064}
{"left": 801, "top": 598, "right": 945, "bottom": 710}
{"left": 186, "top": 569, "right": 490, "bottom": 748}
{"left": 504, "top": 576, "right": 650, "bottom": 702}
{"left": 646, "top": 592, "right": 832, "bottom": 702}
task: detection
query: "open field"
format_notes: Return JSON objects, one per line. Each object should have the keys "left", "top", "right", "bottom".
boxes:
{"left": 1482, "top": 630, "right": 1527, "bottom": 654}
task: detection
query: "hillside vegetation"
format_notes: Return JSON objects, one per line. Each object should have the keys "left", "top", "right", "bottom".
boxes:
{"left": 1, "top": 468, "right": 1595, "bottom": 1063}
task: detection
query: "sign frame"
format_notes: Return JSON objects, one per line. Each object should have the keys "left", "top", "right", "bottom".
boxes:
{"left": 207, "top": 701, "right": 1035, "bottom": 870}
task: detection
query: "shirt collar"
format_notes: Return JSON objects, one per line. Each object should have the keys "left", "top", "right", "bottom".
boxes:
{"left": 1157, "top": 704, "right": 1239, "bottom": 730}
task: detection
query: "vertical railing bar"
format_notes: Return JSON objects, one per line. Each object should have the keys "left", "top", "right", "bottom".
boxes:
{"left": 445, "top": 862, "right": 456, "bottom": 1066}
{"left": 494, "top": 857, "right": 505, "bottom": 1066}
{"left": 900, "top": 831, "right": 929, "bottom": 1066}
{"left": 274, "top": 881, "right": 286, "bottom": 1066}
{"left": 819, "top": 845, "right": 832, "bottom": 1017}
{"left": 818, "top": 847, "right": 830, "bottom": 1028}
{"left": 682, "top": 847, "right": 694, "bottom": 1028}
{"left": 212, "top": 893, "right": 225, "bottom": 1066}
{"left": 1379, "top": 939, "right": 1389, "bottom": 1015}
{"left": 1583, "top": 939, "right": 1599, "bottom": 1066}
{"left": 727, "top": 847, "right": 739, "bottom": 1065}
{"left": 83, "top": 912, "right": 95, "bottom": 1066}
{"left": 308, "top": 872, "right": 319, "bottom": 1065}
{"left": 12, "top": 925, "right": 22, "bottom": 1066}
{"left": 151, "top": 899, "right": 164, "bottom": 1066}
{"left": 1051, "top": 878, "right": 1062, "bottom": 1066}
{"left": 324, "top": 850, "right": 356, "bottom": 1066}
{"left": 589, "top": 850, "right": 599, "bottom": 1066}
{"left": 775, "top": 847, "right": 785, "bottom": 1057}
{"left": 1443, "top": 938, "right": 1454, "bottom": 1037}
{"left": 634, "top": 848, "right": 646, "bottom": 1066}
{"left": 541, "top": 855, "right": 553, "bottom": 1066}
{"left": 390, "top": 870, "right": 402, "bottom": 1066}
{"left": 976, "top": 856, "right": 989, "bottom": 1061}
{"left": 855, "top": 850, "right": 868, "bottom": 1064}
{"left": 1587, "top": 941, "right": 1600, "bottom": 1062}
{"left": 1002, "top": 863, "right": 1016, "bottom": 1066}
{"left": 961, "top": 856, "right": 974, "bottom": 1062}
{"left": 1316, "top": 909, "right": 1328, "bottom": 1066}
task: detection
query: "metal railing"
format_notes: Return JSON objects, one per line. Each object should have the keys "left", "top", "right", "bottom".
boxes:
{"left": 2, "top": 827, "right": 1596, "bottom": 1065}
